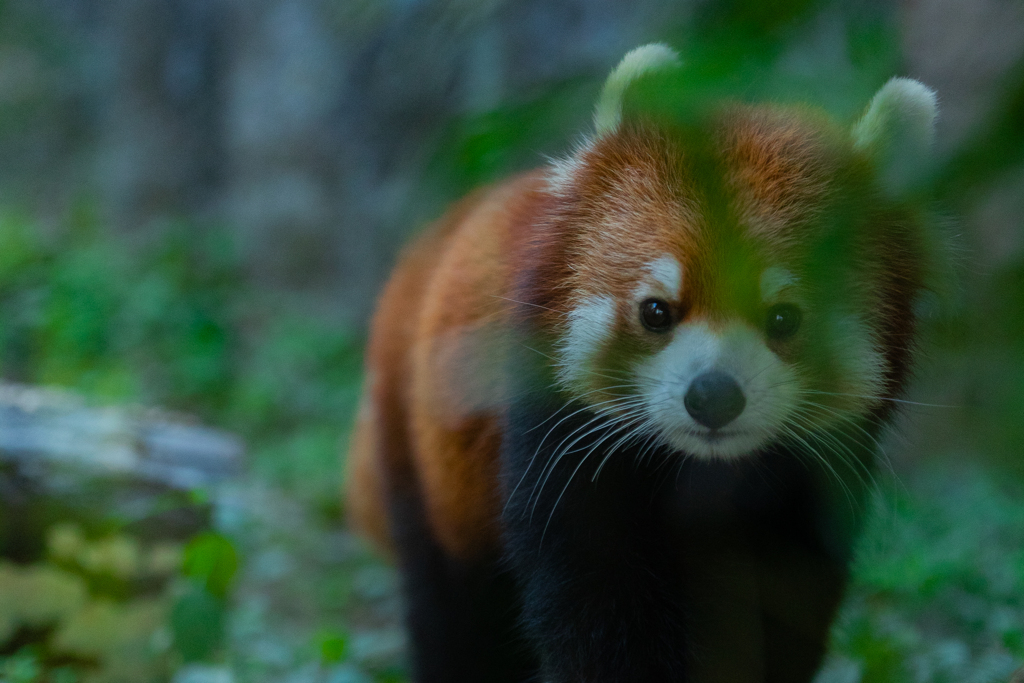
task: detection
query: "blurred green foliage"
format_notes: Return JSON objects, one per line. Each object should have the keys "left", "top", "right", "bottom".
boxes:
{"left": 0, "top": 209, "right": 363, "bottom": 511}
{"left": 0, "top": 210, "right": 236, "bottom": 406}
{"left": 0, "top": 203, "right": 362, "bottom": 681}
{"left": 316, "top": 629, "right": 348, "bottom": 665}
{"left": 181, "top": 534, "right": 237, "bottom": 602}
{"left": 170, "top": 585, "right": 223, "bottom": 664}
{"left": 0, "top": 521, "right": 249, "bottom": 681}
{"left": 0, "top": 522, "right": 185, "bottom": 683}
{"left": 827, "top": 469, "right": 1024, "bottom": 681}
{"left": 0, "top": 207, "right": 360, "bottom": 678}
{"left": 172, "top": 533, "right": 239, "bottom": 662}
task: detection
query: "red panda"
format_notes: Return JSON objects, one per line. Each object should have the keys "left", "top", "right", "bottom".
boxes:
{"left": 346, "top": 44, "right": 943, "bottom": 683}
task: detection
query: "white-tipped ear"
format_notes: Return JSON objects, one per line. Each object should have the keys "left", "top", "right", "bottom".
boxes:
{"left": 852, "top": 77, "right": 939, "bottom": 192}
{"left": 594, "top": 43, "right": 680, "bottom": 137}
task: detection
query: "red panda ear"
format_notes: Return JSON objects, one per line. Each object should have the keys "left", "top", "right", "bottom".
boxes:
{"left": 852, "top": 78, "right": 939, "bottom": 194}
{"left": 593, "top": 43, "right": 681, "bottom": 137}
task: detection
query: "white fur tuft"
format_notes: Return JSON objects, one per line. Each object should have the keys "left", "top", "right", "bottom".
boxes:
{"left": 759, "top": 267, "right": 797, "bottom": 302}
{"left": 556, "top": 295, "right": 617, "bottom": 391}
{"left": 546, "top": 138, "right": 594, "bottom": 197}
{"left": 853, "top": 77, "right": 937, "bottom": 152}
{"left": 593, "top": 43, "right": 680, "bottom": 137}
{"left": 852, "top": 77, "right": 939, "bottom": 191}
{"left": 645, "top": 255, "right": 683, "bottom": 297}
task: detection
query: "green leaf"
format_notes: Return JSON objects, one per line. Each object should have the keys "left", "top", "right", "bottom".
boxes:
{"left": 318, "top": 628, "right": 349, "bottom": 664}
{"left": 181, "top": 533, "right": 238, "bottom": 600}
{"left": 170, "top": 583, "right": 225, "bottom": 663}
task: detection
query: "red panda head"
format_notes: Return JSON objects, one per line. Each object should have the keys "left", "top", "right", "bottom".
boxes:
{"left": 522, "top": 45, "right": 940, "bottom": 460}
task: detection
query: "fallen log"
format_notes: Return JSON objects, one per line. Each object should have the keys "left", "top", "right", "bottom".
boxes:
{"left": 0, "top": 383, "right": 243, "bottom": 490}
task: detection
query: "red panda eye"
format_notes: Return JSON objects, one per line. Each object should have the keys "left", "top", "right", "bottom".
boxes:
{"left": 640, "top": 299, "right": 673, "bottom": 332}
{"left": 766, "top": 303, "right": 802, "bottom": 340}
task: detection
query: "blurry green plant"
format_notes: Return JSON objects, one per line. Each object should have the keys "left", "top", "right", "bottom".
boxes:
{"left": 181, "top": 533, "right": 238, "bottom": 601}
{"left": 0, "top": 521, "right": 187, "bottom": 683}
{"left": 0, "top": 523, "right": 248, "bottom": 681}
{"left": 169, "top": 587, "right": 223, "bottom": 665}
{"left": 229, "top": 315, "right": 363, "bottom": 509}
{"left": 0, "top": 210, "right": 364, "bottom": 511}
{"left": 316, "top": 628, "right": 348, "bottom": 665}
{"left": 0, "top": 206, "right": 367, "bottom": 678}
{"left": 173, "top": 533, "right": 238, "bottom": 663}
{"left": 822, "top": 469, "right": 1024, "bottom": 681}
{"left": 0, "top": 211, "right": 236, "bottom": 407}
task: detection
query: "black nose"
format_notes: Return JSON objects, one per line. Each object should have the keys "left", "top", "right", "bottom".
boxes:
{"left": 684, "top": 371, "right": 746, "bottom": 430}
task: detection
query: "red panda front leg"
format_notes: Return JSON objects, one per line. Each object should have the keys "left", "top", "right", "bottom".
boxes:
{"left": 385, "top": 479, "right": 537, "bottom": 683}
{"left": 371, "top": 381, "right": 538, "bottom": 683}
{"left": 501, "top": 398, "right": 692, "bottom": 683}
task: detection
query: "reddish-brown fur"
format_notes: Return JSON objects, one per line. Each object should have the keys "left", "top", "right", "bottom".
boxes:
{"left": 346, "top": 106, "right": 921, "bottom": 561}
{"left": 347, "top": 173, "right": 550, "bottom": 559}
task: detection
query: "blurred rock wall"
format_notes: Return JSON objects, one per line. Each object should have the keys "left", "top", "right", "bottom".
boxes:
{"left": 10, "top": 0, "right": 684, "bottom": 322}
{"left": 1, "top": 0, "right": 1022, "bottom": 323}
{"left": 900, "top": 0, "right": 1024, "bottom": 267}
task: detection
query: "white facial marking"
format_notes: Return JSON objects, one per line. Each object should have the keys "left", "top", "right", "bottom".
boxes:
{"left": 760, "top": 267, "right": 797, "bottom": 302}
{"left": 646, "top": 255, "right": 683, "bottom": 297}
{"left": 634, "top": 321, "right": 800, "bottom": 459}
{"left": 633, "top": 255, "right": 684, "bottom": 306}
{"left": 556, "top": 294, "right": 616, "bottom": 391}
